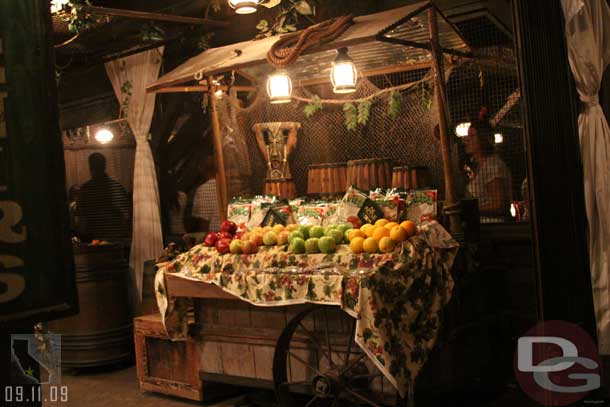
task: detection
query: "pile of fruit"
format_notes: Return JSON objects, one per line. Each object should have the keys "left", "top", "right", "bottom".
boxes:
{"left": 202, "top": 218, "right": 418, "bottom": 256}
{"left": 346, "top": 219, "right": 418, "bottom": 254}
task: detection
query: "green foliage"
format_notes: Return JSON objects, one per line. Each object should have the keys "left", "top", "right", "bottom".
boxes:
{"left": 357, "top": 101, "right": 371, "bottom": 126}
{"left": 256, "top": 0, "right": 317, "bottom": 39}
{"left": 304, "top": 95, "right": 323, "bottom": 118}
{"left": 419, "top": 80, "right": 433, "bottom": 111}
{"left": 66, "top": 0, "right": 96, "bottom": 33}
{"left": 140, "top": 22, "right": 166, "bottom": 43}
{"left": 388, "top": 90, "right": 401, "bottom": 119}
{"left": 343, "top": 103, "right": 358, "bottom": 131}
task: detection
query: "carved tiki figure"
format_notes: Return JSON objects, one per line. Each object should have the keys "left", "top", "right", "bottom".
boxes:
{"left": 253, "top": 122, "right": 300, "bottom": 179}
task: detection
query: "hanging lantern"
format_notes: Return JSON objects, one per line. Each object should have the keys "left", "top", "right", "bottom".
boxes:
{"left": 266, "top": 70, "right": 292, "bottom": 104}
{"left": 228, "top": 0, "right": 263, "bottom": 15}
{"left": 95, "top": 128, "right": 114, "bottom": 144}
{"left": 331, "top": 48, "right": 358, "bottom": 94}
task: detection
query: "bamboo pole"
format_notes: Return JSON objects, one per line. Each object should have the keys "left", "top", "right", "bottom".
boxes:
{"left": 428, "top": 7, "right": 462, "bottom": 235}
{"left": 89, "top": 6, "right": 228, "bottom": 27}
{"left": 208, "top": 76, "right": 228, "bottom": 221}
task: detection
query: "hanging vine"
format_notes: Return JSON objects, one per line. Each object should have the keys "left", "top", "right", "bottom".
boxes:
{"left": 303, "top": 95, "right": 323, "bottom": 118}
{"left": 256, "top": 0, "right": 316, "bottom": 38}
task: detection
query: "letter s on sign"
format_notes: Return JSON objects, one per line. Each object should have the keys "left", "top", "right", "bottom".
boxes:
{"left": 0, "top": 255, "right": 26, "bottom": 303}
{"left": 0, "top": 201, "right": 27, "bottom": 243}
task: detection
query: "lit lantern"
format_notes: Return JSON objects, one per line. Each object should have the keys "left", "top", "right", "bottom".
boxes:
{"left": 95, "top": 128, "right": 114, "bottom": 144}
{"left": 331, "top": 48, "right": 357, "bottom": 94}
{"left": 494, "top": 133, "right": 504, "bottom": 144}
{"left": 228, "top": 0, "right": 263, "bottom": 15}
{"left": 266, "top": 70, "right": 292, "bottom": 104}
{"left": 455, "top": 122, "right": 471, "bottom": 137}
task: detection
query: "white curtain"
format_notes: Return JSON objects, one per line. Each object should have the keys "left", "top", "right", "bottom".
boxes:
{"left": 105, "top": 48, "right": 165, "bottom": 299}
{"left": 562, "top": 0, "right": 610, "bottom": 354}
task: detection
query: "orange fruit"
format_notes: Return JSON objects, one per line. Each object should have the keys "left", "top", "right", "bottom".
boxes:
{"left": 385, "top": 222, "right": 400, "bottom": 230}
{"left": 372, "top": 227, "right": 390, "bottom": 241}
{"left": 360, "top": 223, "right": 374, "bottom": 236}
{"left": 375, "top": 219, "right": 389, "bottom": 228}
{"left": 349, "top": 237, "right": 365, "bottom": 254}
{"left": 379, "top": 237, "right": 396, "bottom": 253}
{"left": 286, "top": 224, "right": 299, "bottom": 232}
{"left": 348, "top": 229, "right": 366, "bottom": 242}
{"left": 363, "top": 237, "right": 379, "bottom": 254}
{"left": 400, "top": 220, "right": 417, "bottom": 237}
{"left": 272, "top": 224, "right": 285, "bottom": 235}
{"left": 389, "top": 225, "right": 408, "bottom": 242}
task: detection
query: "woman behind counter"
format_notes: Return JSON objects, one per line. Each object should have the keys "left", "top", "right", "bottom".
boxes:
{"left": 465, "top": 114, "right": 513, "bottom": 223}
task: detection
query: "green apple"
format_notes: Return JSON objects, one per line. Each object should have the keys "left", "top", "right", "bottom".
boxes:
{"left": 325, "top": 228, "right": 344, "bottom": 244}
{"left": 263, "top": 231, "right": 278, "bottom": 246}
{"left": 310, "top": 226, "right": 325, "bottom": 239}
{"left": 288, "top": 231, "right": 305, "bottom": 244}
{"left": 318, "top": 236, "right": 337, "bottom": 254}
{"left": 298, "top": 225, "right": 311, "bottom": 240}
{"left": 305, "top": 238, "right": 321, "bottom": 254}
{"left": 290, "top": 237, "right": 306, "bottom": 254}
{"left": 230, "top": 239, "right": 243, "bottom": 254}
{"left": 340, "top": 222, "right": 354, "bottom": 233}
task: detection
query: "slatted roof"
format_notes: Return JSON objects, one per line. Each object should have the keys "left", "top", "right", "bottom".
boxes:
{"left": 147, "top": 1, "right": 472, "bottom": 92}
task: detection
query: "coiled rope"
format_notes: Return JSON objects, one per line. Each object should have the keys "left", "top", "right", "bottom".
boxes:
{"left": 266, "top": 14, "right": 354, "bottom": 68}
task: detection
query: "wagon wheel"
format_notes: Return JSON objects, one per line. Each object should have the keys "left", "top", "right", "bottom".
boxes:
{"left": 273, "top": 306, "right": 400, "bottom": 407}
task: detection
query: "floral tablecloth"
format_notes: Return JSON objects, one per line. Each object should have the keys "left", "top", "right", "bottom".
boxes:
{"left": 155, "top": 221, "right": 458, "bottom": 398}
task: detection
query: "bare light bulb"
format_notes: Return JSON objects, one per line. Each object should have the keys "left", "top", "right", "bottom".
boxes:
{"left": 95, "top": 128, "right": 114, "bottom": 144}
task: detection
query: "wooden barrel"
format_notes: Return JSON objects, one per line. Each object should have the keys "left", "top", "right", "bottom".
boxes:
{"left": 48, "top": 244, "right": 132, "bottom": 368}
{"left": 346, "top": 158, "right": 393, "bottom": 191}
{"left": 307, "top": 162, "right": 347, "bottom": 196}
{"left": 139, "top": 260, "right": 159, "bottom": 316}
{"left": 264, "top": 178, "right": 297, "bottom": 199}
{"left": 391, "top": 166, "right": 431, "bottom": 190}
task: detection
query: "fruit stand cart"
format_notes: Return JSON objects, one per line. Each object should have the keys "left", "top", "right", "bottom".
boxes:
{"left": 148, "top": 2, "right": 472, "bottom": 405}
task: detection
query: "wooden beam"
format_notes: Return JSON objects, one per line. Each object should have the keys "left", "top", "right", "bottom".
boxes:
{"left": 294, "top": 62, "right": 432, "bottom": 88}
{"left": 428, "top": 8, "right": 462, "bottom": 236}
{"left": 152, "top": 85, "right": 258, "bottom": 94}
{"left": 208, "top": 76, "right": 229, "bottom": 222}
{"left": 89, "top": 6, "right": 228, "bottom": 28}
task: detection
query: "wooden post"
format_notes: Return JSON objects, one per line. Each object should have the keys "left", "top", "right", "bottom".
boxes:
{"left": 428, "top": 7, "right": 462, "bottom": 235}
{"left": 208, "top": 76, "right": 228, "bottom": 221}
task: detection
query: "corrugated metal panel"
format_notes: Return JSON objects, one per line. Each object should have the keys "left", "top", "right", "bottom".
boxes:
{"left": 147, "top": 1, "right": 471, "bottom": 92}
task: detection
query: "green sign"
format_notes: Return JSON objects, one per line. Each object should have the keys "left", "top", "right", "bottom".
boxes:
{"left": 0, "top": 0, "right": 77, "bottom": 324}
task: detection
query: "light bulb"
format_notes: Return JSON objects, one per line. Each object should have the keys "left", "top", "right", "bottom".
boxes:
{"left": 266, "top": 71, "right": 292, "bottom": 104}
{"left": 95, "top": 128, "right": 114, "bottom": 144}
{"left": 455, "top": 122, "right": 471, "bottom": 137}
{"left": 494, "top": 133, "right": 504, "bottom": 144}
{"left": 50, "top": 0, "right": 69, "bottom": 14}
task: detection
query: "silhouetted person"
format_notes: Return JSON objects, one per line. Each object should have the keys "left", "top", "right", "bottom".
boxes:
{"left": 77, "top": 153, "right": 131, "bottom": 242}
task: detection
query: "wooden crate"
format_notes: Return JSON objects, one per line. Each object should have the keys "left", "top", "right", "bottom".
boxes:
{"left": 134, "top": 313, "right": 202, "bottom": 401}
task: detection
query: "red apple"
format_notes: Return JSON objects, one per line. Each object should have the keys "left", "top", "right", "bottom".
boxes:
{"left": 234, "top": 229, "right": 246, "bottom": 240}
{"left": 221, "top": 220, "right": 238, "bottom": 234}
{"left": 347, "top": 216, "right": 362, "bottom": 229}
{"left": 250, "top": 233, "right": 264, "bottom": 246}
{"left": 218, "top": 231, "right": 234, "bottom": 240}
{"left": 215, "top": 238, "right": 232, "bottom": 255}
{"left": 204, "top": 232, "right": 218, "bottom": 247}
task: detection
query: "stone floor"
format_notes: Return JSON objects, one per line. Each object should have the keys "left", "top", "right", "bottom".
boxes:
{"left": 42, "top": 365, "right": 269, "bottom": 407}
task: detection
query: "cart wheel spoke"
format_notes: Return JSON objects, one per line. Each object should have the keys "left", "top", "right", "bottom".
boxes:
{"left": 288, "top": 350, "right": 324, "bottom": 376}
{"left": 342, "top": 352, "right": 366, "bottom": 375}
{"left": 279, "top": 380, "right": 312, "bottom": 393}
{"left": 298, "top": 321, "right": 337, "bottom": 369}
{"left": 344, "top": 388, "right": 383, "bottom": 407}
{"left": 345, "top": 318, "right": 356, "bottom": 366}
{"left": 323, "top": 308, "right": 334, "bottom": 368}
{"left": 304, "top": 396, "right": 319, "bottom": 407}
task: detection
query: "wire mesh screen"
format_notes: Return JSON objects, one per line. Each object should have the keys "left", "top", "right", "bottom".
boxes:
{"left": 215, "top": 13, "right": 526, "bottom": 224}
{"left": 217, "top": 74, "right": 454, "bottom": 199}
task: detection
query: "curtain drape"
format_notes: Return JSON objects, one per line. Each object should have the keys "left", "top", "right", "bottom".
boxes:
{"left": 105, "top": 48, "right": 164, "bottom": 299}
{"left": 562, "top": 0, "right": 610, "bottom": 354}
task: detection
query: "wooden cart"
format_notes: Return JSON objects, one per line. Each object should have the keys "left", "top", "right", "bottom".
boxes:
{"left": 164, "top": 273, "right": 403, "bottom": 406}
